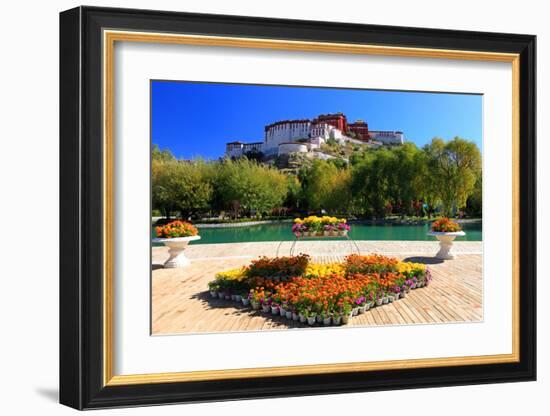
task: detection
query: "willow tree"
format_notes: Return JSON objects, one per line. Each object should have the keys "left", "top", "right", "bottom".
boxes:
{"left": 152, "top": 158, "right": 214, "bottom": 219}
{"left": 300, "top": 160, "right": 352, "bottom": 214}
{"left": 213, "top": 158, "right": 288, "bottom": 217}
{"left": 424, "top": 137, "right": 481, "bottom": 216}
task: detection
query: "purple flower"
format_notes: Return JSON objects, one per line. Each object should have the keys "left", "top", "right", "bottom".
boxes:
{"left": 337, "top": 223, "right": 351, "bottom": 231}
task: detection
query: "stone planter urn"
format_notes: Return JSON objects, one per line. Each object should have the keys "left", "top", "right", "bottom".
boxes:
{"left": 428, "top": 231, "right": 465, "bottom": 260}
{"left": 154, "top": 235, "right": 201, "bottom": 268}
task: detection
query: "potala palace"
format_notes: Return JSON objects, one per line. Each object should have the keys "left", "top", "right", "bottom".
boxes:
{"left": 225, "top": 112, "right": 404, "bottom": 159}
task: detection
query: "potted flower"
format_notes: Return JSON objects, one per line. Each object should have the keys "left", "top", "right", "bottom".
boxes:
{"left": 428, "top": 217, "right": 465, "bottom": 260}
{"left": 356, "top": 296, "right": 367, "bottom": 314}
{"left": 261, "top": 298, "right": 271, "bottom": 313}
{"left": 306, "top": 312, "right": 317, "bottom": 326}
{"left": 323, "top": 314, "right": 332, "bottom": 326}
{"left": 391, "top": 285, "right": 401, "bottom": 300}
{"left": 425, "top": 268, "right": 433, "bottom": 286}
{"left": 337, "top": 222, "right": 350, "bottom": 236}
{"left": 323, "top": 224, "right": 337, "bottom": 236}
{"left": 250, "top": 291, "right": 261, "bottom": 310}
{"left": 153, "top": 220, "right": 201, "bottom": 268}
{"left": 208, "top": 281, "right": 219, "bottom": 298}
{"left": 242, "top": 294, "right": 251, "bottom": 306}
{"left": 341, "top": 304, "right": 353, "bottom": 324}
{"left": 292, "top": 222, "right": 307, "bottom": 238}
{"left": 271, "top": 302, "right": 280, "bottom": 315}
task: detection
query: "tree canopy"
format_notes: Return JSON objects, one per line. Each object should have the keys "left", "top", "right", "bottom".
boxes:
{"left": 151, "top": 137, "right": 482, "bottom": 219}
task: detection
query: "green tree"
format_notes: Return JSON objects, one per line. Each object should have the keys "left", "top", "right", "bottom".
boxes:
{"left": 301, "top": 160, "right": 352, "bottom": 214}
{"left": 424, "top": 137, "right": 481, "bottom": 216}
{"left": 152, "top": 144, "right": 176, "bottom": 162}
{"left": 213, "top": 159, "right": 288, "bottom": 217}
{"left": 152, "top": 159, "right": 213, "bottom": 219}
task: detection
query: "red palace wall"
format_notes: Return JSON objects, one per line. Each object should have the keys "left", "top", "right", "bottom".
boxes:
{"left": 313, "top": 113, "right": 348, "bottom": 133}
{"left": 348, "top": 122, "right": 370, "bottom": 142}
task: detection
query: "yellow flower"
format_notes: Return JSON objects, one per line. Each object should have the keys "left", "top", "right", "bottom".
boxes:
{"left": 294, "top": 218, "right": 303, "bottom": 224}
{"left": 215, "top": 267, "right": 248, "bottom": 281}
{"left": 396, "top": 261, "right": 426, "bottom": 274}
{"left": 306, "top": 262, "right": 345, "bottom": 277}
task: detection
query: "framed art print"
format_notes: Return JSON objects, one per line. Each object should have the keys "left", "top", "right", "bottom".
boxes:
{"left": 60, "top": 6, "right": 536, "bottom": 410}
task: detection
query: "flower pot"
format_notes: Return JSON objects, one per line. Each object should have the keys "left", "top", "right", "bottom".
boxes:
{"left": 231, "top": 294, "right": 236, "bottom": 301}
{"left": 299, "top": 314, "right": 306, "bottom": 323}
{"left": 224, "top": 295, "right": 231, "bottom": 300}
{"left": 358, "top": 305, "right": 366, "bottom": 314}
{"left": 271, "top": 306, "right": 279, "bottom": 315}
{"left": 262, "top": 304, "right": 271, "bottom": 313}
{"left": 235, "top": 295, "right": 242, "bottom": 302}
{"left": 382, "top": 297, "right": 389, "bottom": 304}
{"left": 286, "top": 311, "right": 293, "bottom": 319}
{"left": 387, "top": 295, "right": 394, "bottom": 303}
{"left": 280, "top": 307, "right": 286, "bottom": 317}
{"left": 210, "top": 291, "right": 217, "bottom": 298}
{"left": 217, "top": 292, "right": 224, "bottom": 299}
{"left": 400, "top": 291, "right": 407, "bottom": 298}
{"left": 324, "top": 231, "right": 331, "bottom": 236}
{"left": 393, "top": 293, "right": 400, "bottom": 300}
{"left": 323, "top": 317, "right": 332, "bottom": 325}
{"left": 352, "top": 307, "right": 359, "bottom": 316}
{"left": 410, "top": 283, "right": 417, "bottom": 289}
{"left": 154, "top": 236, "right": 201, "bottom": 268}
{"left": 428, "top": 231, "right": 466, "bottom": 260}
{"left": 333, "top": 316, "right": 342, "bottom": 325}
{"left": 316, "top": 315, "right": 323, "bottom": 323}
{"left": 242, "top": 298, "right": 250, "bottom": 306}
{"left": 375, "top": 299, "right": 383, "bottom": 306}
{"left": 251, "top": 301, "right": 260, "bottom": 310}
{"left": 341, "top": 314, "right": 351, "bottom": 325}
{"left": 364, "top": 303, "right": 371, "bottom": 311}
{"left": 307, "top": 317, "right": 316, "bottom": 326}
{"left": 292, "top": 312, "right": 299, "bottom": 321}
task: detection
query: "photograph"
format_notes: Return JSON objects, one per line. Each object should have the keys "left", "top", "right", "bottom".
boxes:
{"left": 150, "top": 81, "right": 483, "bottom": 335}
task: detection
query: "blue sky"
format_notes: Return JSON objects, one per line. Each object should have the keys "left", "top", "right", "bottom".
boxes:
{"left": 151, "top": 81, "right": 482, "bottom": 159}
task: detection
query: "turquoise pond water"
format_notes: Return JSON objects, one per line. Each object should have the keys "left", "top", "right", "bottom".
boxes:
{"left": 152, "top": 222, "right": 482, "bottom": 246}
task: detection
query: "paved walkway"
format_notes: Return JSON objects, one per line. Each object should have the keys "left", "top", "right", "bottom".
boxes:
{"left": 152, "top": 241, "right": 483, "bottom": 335}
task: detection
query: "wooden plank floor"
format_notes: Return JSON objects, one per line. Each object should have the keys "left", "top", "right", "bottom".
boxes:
{"left": 152, "top": 242, "right": 482, "bottom": 335}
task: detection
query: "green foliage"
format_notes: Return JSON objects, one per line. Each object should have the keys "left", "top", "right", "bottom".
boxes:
{"left": 424, "top": 137, "right": 481, "bottom": 216}
{"left": 212, "top": 158, "right": 288, "bottom": 216}
{"left": 151, "top": 137, "right": 482, "bottom": 220}
{"left": 152, "top": 158, "right": 213, "bottom": 218}
{"left": 152, "top": 144, "right": 176, "bottom": 162}
{"left": 300, "top": 160, "right": 352, "bottom": 213}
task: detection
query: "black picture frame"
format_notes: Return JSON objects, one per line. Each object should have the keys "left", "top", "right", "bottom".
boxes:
{"left": 60, "top": 5, "right": 536, "bottom": 410}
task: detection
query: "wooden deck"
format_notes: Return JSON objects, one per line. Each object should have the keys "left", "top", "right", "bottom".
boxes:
{"left": 152, "top": 241, "right": 482, "bottom": 334}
